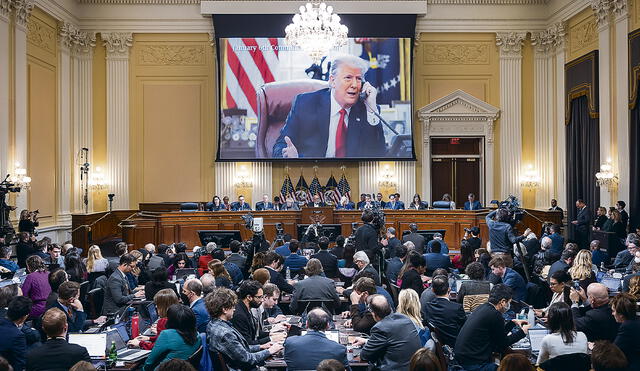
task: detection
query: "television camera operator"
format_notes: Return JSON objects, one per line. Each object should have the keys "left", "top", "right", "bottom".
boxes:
{"left": 239, "top": 213, "right": 269, "bottom": 276}
{"left": 485, "top": 197, "right": 532, "bottom": 267}
{"left": 18, "top": 209, "right": 39, "bottom": 236}
{"left": 0, "top": 175, "right": 19, "bottom": 244}
{"left": 354, "top": 209, "right": 385, "bottom": 271}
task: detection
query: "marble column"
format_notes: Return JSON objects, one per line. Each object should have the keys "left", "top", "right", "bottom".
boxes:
{"left": 0, "top": 1, "right": 10, "bottom": 180}
{"left": 103, "top": 32, "right": 132, "bottom": 210}
{"left": 395, "top": 161, "right": 416, "bottom": 205}
{"left": 532, "top": 23, "right": 565, "bottom": 209}
{"left": 11, "top": 0, "right": 34, "bottom": 213}
{"left": 251, "top": 162, "right": 272, "bottom": 203}
{"left": 613, "top": 0, "right": 629, "bottom": 203}
{"left": 554, "top": 27, "right": 568, "bottom": 210}
{"left": 496, "top": 32, "right": 526, "bottom": 201}
{"left": 592, "top": 0, "right": 613, "bottom": 205}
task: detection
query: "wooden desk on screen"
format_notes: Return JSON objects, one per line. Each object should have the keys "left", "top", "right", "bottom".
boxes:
{"left": 118, "top": 206, "right": 563, "bottom": 251}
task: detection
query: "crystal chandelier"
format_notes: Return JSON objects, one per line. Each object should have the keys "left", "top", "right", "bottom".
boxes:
{"left": 285, "top": 2, "right": 348, "bottom": 63}
{"left": 10, "top": 162, "right": 31, "bottom": 190}
{"left": 89, "top": 166, "right": 107, "bottom": 191}
{"left": 520, "top": 164, "right": 540, "bottom": 189}
{"left": 595, "top": 159, "right": 618, "bottom": 191}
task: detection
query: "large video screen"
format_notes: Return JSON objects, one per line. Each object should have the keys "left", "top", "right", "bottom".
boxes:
{"left": 217, "top": 37, "right": 414, "bottom": 160}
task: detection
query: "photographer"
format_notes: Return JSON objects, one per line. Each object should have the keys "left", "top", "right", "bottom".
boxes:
{"left": 463, "top": 226, "right": 482, "bottom": 251}
{"left": 354, "top": 209, "right": 382, "bottom": 270}
{"left": 18, "top": 209, "right": 39, "bottom": 235}
{"left": 485, "top": 209, "right": 532, "bottom": 266}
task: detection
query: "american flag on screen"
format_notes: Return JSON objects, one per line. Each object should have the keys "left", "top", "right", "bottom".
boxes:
{"left": 223, "top": 38, "right": 280, "bottom": 118}
{"left": 279, "top": 174, "right": 295, "bottom": 202}
{"left": 337, "top": 174, "right": 351, "bottom": 200}
{"left": 309, "top": 175, "right": 324, "bottom": 202}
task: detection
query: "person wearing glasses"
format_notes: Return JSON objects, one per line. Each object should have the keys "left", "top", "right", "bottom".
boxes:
{"left": 232, "top": 281, "right": 285, "bottom": 347}
{"left": 102, "top": 254, "right": 145, "bottom": 315}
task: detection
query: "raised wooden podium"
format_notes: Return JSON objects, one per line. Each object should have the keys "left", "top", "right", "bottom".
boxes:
{"left": 300, "top": 206, "right": 334, "bottom": 225}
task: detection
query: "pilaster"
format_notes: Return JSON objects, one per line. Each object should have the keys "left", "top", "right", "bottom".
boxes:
{"left": 591, "top": 0, "right": 614, "bottom": 206}
{"left": 103, "top": 32, "right": 132, "bottom": 210}
{"left": 0, "top": 0, "right": 10, "bottom": 180}
{"left": 395, "top": 161, "right": 416, "bottom": 206}
{"left": 251, "top": 162, "right": 272, "bottom": 205}
{"left": 496, "top": 32, "right": 526, "bottom": 200}
{"left": 613, "top": 0, "right": 629, "bottom": 203}
{"left": 554, "top": 27, "right": 568, "bottom": 211}
{"left": 215, "top": 162, "right": 235, "bottom": 200}
{"left": 359, "top": 162, "right": 379, "bottom": 198}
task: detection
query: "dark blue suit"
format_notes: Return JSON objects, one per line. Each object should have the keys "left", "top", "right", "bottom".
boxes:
{"left": 424, "top": 253, "right": 452, "bottom": 276}
{"left": 284, "top": 330, "right": 348, "bottom": 370}
{"left": 336, "top": 202, "right": 355, "bottom": 210}
{"left": 272, "top": 88, "right": 385, "bottom": 158}
{"left": 255, "top": 201, "right": 273, "bottom": 211}
{"left": 191, "top": 298, "right": 210, "bottom": 333}
{"left": 463, "top": 201, "right": 482, "bottom": 210}
{"left": 231, "top": 202, "right": 252, "bottom": 211}
{"left": 500, "top": 268, "right": 527, "bottom": 301}
{"left": 0, "top": 318, "right": 26, "bottom": 371}
{"left": 385, "top": 201, "right": 404, "bottom": 210}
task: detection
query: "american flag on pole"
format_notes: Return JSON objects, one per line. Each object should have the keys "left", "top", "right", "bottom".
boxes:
{"left": 309, "top": 175, "right": 324, "bottom": 202}
{"left": 222, "top": 38, "right": 280, "bottom": 118}
{"left": 324, "top": 175, "right": 340, "bottom": 205}
{"left": 337, "top": 174, "right": 351, "bottom": 200}
{"left": 279, "top": 174, "right": 295, "bottom": 202}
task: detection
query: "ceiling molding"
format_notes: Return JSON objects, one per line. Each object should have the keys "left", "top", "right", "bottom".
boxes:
{"left": 200, "top": 1, "right": 427, "bottom": 15}
{"left": 427, "top": 0, "right": 548, "bottom": 4}
{"left": 78, "top": 0, "right": 200, "bottom": 4}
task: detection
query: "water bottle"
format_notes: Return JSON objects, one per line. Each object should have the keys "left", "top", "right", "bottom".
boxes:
{"left": 527, "top": 305, "right": 535, "bottom": 326}
{"left": 131, "top": 313, "right": 140, "bottom": 338}
{"left": 108, "top": 341, "right": 118, "bottom": 362}
{"left": 286, "top": 267, "right": 291, "bottom": 280}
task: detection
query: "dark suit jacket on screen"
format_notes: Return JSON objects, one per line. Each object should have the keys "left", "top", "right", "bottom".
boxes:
{"left": 272, "top": 88, "right": 385, "bottom": 158}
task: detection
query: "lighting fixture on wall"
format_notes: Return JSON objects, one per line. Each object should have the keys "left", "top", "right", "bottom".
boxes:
{"left": 595, "top": 159, "right": 618, "bottom": 192}
{"left": 520, "top": 164, "right": 540, "bottom": 189}
{"left": 10, "top": 162, "right": 31, "bottom": 190}
{"left": 235, "top": 165, "right": 253, "bottom": 188}
{"left": 89, "top": 166, "right": 107, "bottom": 191}
{"left": 378, "top": 164, "right": 396, "bottom": 188}
{"left": 285, "top": 2, "right": 348, "bottom": 63}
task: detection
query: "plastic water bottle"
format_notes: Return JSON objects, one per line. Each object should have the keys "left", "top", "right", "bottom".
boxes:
{"left": 286, "top": 267, "right": 291, "bottom": 280}
{"left": 527, "top": 305, "right": 535, "bottom": 326}
{"left": 109, "top": 341, "right": 118, "bottom": 362}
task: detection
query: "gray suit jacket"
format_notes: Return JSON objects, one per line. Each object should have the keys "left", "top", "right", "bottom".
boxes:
{"left": 102, "top": 269, "right": 134, "bottom": 315}
{"left": 402, "top": 233, "right": 425, "bottom": 254}
{"left": 361, "top": 313, "right": 422, "bottom": 370}
{"left": 290, "top": 275, "right": 340, "bottom": 313}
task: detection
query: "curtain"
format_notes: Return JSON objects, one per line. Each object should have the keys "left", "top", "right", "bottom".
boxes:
{"left": 566, "top": 95, "right": 600, "bottom": 242}
{"left": 630, "top": 93, "right": 640, "bottom": 231}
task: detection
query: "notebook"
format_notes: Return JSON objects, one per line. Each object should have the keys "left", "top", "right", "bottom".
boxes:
{"left": 69, "top": 333, "right": 107, "bottom": 359}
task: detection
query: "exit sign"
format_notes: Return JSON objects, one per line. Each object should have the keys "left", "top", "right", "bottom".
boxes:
{"left": 450, "top": 138, "right": 460, "bottom": 145}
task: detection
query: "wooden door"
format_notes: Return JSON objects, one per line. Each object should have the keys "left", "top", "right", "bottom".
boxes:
{"left": 455, "top": 158, "right": 480, "bottom": 205}
{"left": 431, "top": 158, "right": 453, "bottom": 204}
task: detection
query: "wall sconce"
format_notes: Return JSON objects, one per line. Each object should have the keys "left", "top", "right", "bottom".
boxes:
{"left": 89, "top": 166, "right": 107, "bottom": 191}
{"left": 595, "top": 159, "right": 618, "bottom": 192}
{"left": 10, "top": 162, "right": 31, "bottom": 190}
{"left": 235, "top": 165, "right": 253, "bottom": 188}
{"left": 520, "top": 164, "right": 540, "bottom": 189}
{"left": 378, "top": 164, "right": 396, "bottom": 188}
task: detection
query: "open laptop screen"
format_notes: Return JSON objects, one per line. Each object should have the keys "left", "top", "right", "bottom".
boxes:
{"left": 68, "top": 333, "right": 107, "bottom": 359}
{"left": 528, "top": 327, "right": 549, "bottom": 353}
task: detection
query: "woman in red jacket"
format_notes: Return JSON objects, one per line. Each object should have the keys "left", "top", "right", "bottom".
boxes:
{"left": 128, "top": 288, "right": 179, "bottom": 349}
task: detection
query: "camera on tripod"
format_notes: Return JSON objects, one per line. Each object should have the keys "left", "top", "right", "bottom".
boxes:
{"left": 498, "top": 195, "right": 524, "bottom": 225}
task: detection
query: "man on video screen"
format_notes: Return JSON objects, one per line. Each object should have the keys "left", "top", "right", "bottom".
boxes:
{"left": 272, "top": 55, "right": 386, "bottom": 158}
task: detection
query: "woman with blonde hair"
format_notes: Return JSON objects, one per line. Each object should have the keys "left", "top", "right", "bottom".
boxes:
{"left": 129, "top": 288, "right": 180, "bottom": 349}
{"left": 85, "top": 245, "right": 108, "bottom": 273}
{"left": 396, "top": 288, "right": 424, "bottom": 331}
{"left": 568, "top": 249, "right": 596, "bottom": 293}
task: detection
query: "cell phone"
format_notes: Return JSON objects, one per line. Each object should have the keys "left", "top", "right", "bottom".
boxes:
{"left": 573, "top": 280, "right": 581, "bottom": 290}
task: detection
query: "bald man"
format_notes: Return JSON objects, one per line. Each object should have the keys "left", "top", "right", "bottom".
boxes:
{"left": 570, "top": 283, "right": 619, "bottom": 342}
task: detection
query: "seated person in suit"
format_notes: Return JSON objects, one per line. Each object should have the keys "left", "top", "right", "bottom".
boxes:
{"left": 423, "top": 275, "right": 467, "bottom": 347}
{"left": 385, "top": 194, "right": 404, "bottom": 210}
{"left": 424, "top": 241, "right": 452, "bottom": 277}
{"left": 375, "top": 193, "right": 386, "bottom": 209}
{"left": 221, "top": 196, "right": 232, "bottom": 211}
{"left": 272, "top": 54, "right": 385, "bottom": 159}
{"left": 570, "top": 282, "right": 619, "bottom": 342}
{"left": 335, "top": 195, "right": 355, "bottom": 210}
{"left": 610, "top": 293, "right": 640, "bottom": 370}
{"left": 182, "top": 279, "right": 209, "bottom": 333}
{"left": 206, "top": 288, "right": 282, "bottom": 370}
{"left": 382, "top": 227, "right": 402, "bottom": 259}
{"left": 426, "top": 233, "right": 449, "bottom": 255}
{"left": 353, "top": 251, "right": 381, "bottom": 286}
{"left": 284, "top": 308, "right": 348, "bottom": 370}
{"left": 232, "top": 281, "right": 274, "bottom": 346}
{"left": 252, "top": 283, "right": 285, "bottom": 325}
{"left": 307, "top": 194, "right": 326, "bottom": 208}
{"left": 208, "top": 195, "right": 225, "bottom": 211}
{"left": 311, "top": 237, "right": 339, "bottom": 278}
{"left": 352, "top": 295, "right": 422, "bottom": 370}
{"left": 282, "top": 197, "right": 300, "bottom": 211}
{"left": 255, "top": 194, "right": 273, "bottom": 211}
{"left": 0, "top": 246, "right": 18, "bottom": 273}
{"left": 26, "top": 308, "right": 91, "bottom": 371}
{"left": 102, "top": 253, "right": 145, "bottom": 315}
{"left": 231, "top": 195, "right": 252, "bottom": 211}
{"left": 283, "top": 241, "right": 308, "bottom": 277}
{"left": 331, "top": 235, "right": 346, "bottom": 260}
{"left": 264, "top": 252, "right": 295, "bottom": 294}
{"left": 386, "top": 244, "right": 408, "bottom": 286}
{"left": 401, "top": 252, "right": 427, "bottom": 296}
{"left": 403, "top": 223, "right": 426, "bottom": 254}
{"left": 408, "top": 193, "right": 428, "bottom": 210}
{"left": 358, "top": 194, "right": 375, "bottom": 210}
{"left": 0, "top": 296, "right": 31, "bottom": 371}
{"left": 290, "top": 259, "right": 341, "bottom": 314}
{"left": 347, "top": 277, "right": 378, "bottom": 334}
{"left": 489, "top": 256, "right": 527, "bottom": 302}
{"left": 463, "top": 193, "right": 483, "bottom": 210}
{"left": 54, "top": 281, "right": 105, "bottom": 333}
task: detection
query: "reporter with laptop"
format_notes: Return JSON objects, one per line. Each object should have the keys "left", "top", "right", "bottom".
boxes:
{"left": 102, "top": 254, "right": 145, "bottom": 316}
{"left": 26, "top": 308, "right": 91, "bottom": 371}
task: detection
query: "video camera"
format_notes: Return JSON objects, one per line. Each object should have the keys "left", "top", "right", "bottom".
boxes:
{"left": 498, "top": 195, "right": 524, "bottom": 224}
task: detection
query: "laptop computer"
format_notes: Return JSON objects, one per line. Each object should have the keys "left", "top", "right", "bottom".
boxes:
{"left": 147, "top": 303, "right": 158, "bottom": 323}
{"left": 602, "top": 277, "right": 622, "bottom": 293}
{"left": 110, "top": 322, "right": 129, "bottom": 342}
{"left": 106, "top": 329, "right": 151, "bottom": 362}
{"left": 69, "top": 333, "right": 108, "bottom": 360}
{"left": 528, "top": 327, "right": 549, "bottom": 354}
{"left": 174, "top": 268, "right": 197, "bottom": 280}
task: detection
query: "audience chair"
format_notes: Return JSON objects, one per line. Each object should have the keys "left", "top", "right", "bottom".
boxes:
{"left": 87, "top": 287, "right": 104, "bottom": 319}
{"left": 432, "top": 201, "right": 453, "bottom": 210}
{"left": 385, "top": 278, "right": 400, "bottom": 306}
{"left": 255, "top": 79, "right": 329, "bottom": 158}
{"left": 180, "top": 203, "right": 199, "bottom": 212}
{"left": 209, "top": 350, "right": 230, "bottom": 371}
{"left": 538, "top": 353, "right": 591, "bottom": 371}
{"left": 187, "top": 345, "right": 203, "bottom": 368}
{"left": 425, "top": 321, "right": 450, "bottom": 370}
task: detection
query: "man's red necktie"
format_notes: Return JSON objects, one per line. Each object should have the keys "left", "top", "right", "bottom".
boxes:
{"left": 335, "top": 108, "right": 347, "bottom": 157}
